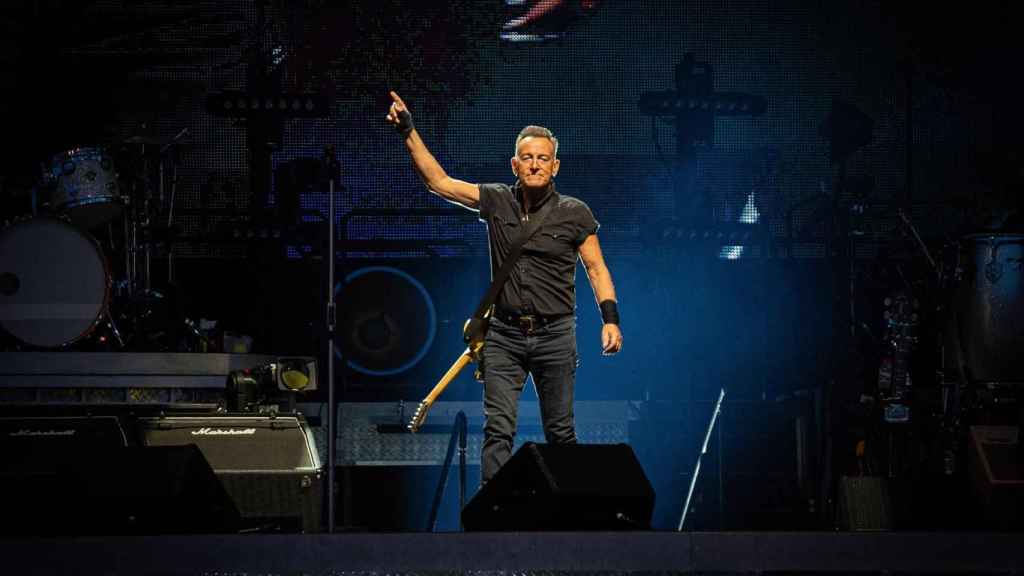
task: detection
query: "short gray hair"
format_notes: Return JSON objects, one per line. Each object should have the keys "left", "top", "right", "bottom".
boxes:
{"left": 515, "top": 125, "right": 559, "bottom": 157}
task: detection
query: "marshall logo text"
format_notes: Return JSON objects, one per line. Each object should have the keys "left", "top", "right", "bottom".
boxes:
{"left": 10, "top": 429, "right": 77, "bottom": 437}
{"left": 191, "top": 427, "right": 257, "bottom": 436}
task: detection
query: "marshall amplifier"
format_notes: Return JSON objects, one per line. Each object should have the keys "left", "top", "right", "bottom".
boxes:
{"left": 0, "top": 415, "right": 128, "bottom": 476}
{"left": 0, "top": 416, "right": 237, "bottom": 536}
{"left": 137, "top": 413, "right": 322, "bottom": 532}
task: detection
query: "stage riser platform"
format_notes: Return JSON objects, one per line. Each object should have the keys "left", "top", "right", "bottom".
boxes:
{"left": 0, "top": 352, "right": 310, "bottom": 388}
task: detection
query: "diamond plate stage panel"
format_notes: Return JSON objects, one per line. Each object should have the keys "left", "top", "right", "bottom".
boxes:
{"left": 309, "top": 401, "right": 633, "bottom": 466}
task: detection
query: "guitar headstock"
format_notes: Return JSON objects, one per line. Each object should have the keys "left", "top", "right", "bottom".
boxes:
{"left": 407, "top": 400, "right": 431, "bottom": 433}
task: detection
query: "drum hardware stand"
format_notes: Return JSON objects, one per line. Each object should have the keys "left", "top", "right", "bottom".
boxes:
{"left": 105, "top": 315, "right": 126, "bottom": 349}
{"left": 136, "top": 140, "right": 151, "bottom": 295}
{"left": 107, "top": 128, "right": 191, "bottom": 351}
{"left": 678, "top": 387, "right": 725, "bottom": 531}
{"left": 935, "top": 244, "right": 964, "bottom": 478}
{"left": 123, "top": 208, "right": 134, "bottom": 298}
{"left": 117, "top": 141, "right": 149, "bottom": 346}
{"left": 142, "top": 144, "right": 154, "bottom": 296}
{"left": 897, "top": 210, "right": 967, "bottom": 475}
{"left": 897, "top": 209, "right": 937, "bottom": 276}
{"left": 161, "top": 128, "right": 187, "bottom": 284}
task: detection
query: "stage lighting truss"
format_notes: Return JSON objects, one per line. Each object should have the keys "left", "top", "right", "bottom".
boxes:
{"left": 638, "top": 91, "right": 767, "bottom": 116}
{"left": 206, "top": 91, "right": 330, "bottom": 118}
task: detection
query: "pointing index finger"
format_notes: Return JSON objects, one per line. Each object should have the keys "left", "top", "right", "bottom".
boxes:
{"left": 389, "top": 91, "right": 406, "bottom": 110}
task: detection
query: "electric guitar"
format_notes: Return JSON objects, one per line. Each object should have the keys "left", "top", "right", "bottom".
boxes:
{"left": 407, "top": 314, "right": 489, "bottom": 432}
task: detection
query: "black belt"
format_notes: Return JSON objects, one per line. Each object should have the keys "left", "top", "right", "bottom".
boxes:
{"left": 493, "top": 308, "right": 571, "bottom": 334}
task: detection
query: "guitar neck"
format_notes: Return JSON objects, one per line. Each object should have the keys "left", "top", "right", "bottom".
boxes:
{"left": 421, "top": 348, "right": 473, "bottom": 405}
{"left": 408, "top": 347, "right": 476, "bottom": 432}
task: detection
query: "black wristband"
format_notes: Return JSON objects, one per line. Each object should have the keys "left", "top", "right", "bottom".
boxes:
{"left": 599, "top": 299, "right": 619, "bottom": 325}
{"left": 395, "top": 109, "right": 414, "bottom": 138}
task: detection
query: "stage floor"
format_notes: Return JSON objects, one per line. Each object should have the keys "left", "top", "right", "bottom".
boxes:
{"left": 2, "top": 531, "right": 1021, "bottom": 576}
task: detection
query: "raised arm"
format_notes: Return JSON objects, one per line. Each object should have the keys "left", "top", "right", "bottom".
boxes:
{"left": 386, "top": 91, "right": 480, "bottom": 209}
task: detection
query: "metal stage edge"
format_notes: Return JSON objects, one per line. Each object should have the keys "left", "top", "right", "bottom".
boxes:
{"left": 1, "top": 532, "right": 1021, "bottom": 576}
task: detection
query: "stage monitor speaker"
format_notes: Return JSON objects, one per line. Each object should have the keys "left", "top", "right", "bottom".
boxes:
{"left": 0, "top": 444, "right": 240, "bottom": 537}
{"left": 461, "top": 442, "right": 655, "bottom": 531}
{"left": 137, "top": 413, "right": 322, "bottom": 533}
{"left": 968, "top": 426, "right": 1023, "bottom": 529}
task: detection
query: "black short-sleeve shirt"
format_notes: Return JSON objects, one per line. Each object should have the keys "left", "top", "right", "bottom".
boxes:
{"left": 478, "top": 182, "right": 599, "bottom": 316}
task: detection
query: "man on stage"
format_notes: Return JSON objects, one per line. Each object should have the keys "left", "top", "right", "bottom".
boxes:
{"left": 386, "top": 91, "right": 622, "bottom": 483}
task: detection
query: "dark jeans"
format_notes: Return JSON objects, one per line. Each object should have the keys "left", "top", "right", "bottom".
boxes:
{"left": 480, "top": 314, "right": 578, "bottom": 483}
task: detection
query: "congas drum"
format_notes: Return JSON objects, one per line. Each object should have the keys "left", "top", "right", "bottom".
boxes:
{"left": 0, "top": 218, "right": 110, "bottom": 348}
{"left": 954, "top": 234, "right": 1024, "bottom": 384}
{"left": 47, "top": 147, "right": 124, "bottom": 229}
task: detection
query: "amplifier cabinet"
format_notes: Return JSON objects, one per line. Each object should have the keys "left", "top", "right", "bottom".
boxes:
{"left": 1, "top": 415, "right": 128, "bottom": 476}
{"left": 137, "top": 413, "right": 322, "bottom": 532}
{"left": 968, "top": 426, "right": 1022, "bottom": 529}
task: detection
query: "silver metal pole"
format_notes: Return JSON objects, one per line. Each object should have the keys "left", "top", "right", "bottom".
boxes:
{"left": 459, "top": 412, "right": 467, "bottom": 531}
{"left": 678, "top": 387, "right": 726, "bottom": 531}
{"left": 327, "top": 168, "right": 337, "bottom": 533}
{"left": 167, "top": 151, "right": 178, "bottom": 283}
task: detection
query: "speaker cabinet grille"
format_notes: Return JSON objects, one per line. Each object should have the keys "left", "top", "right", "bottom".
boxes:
{"left": 138, "top": 414, "right": 322, "bottom": 532}
{"left": 837, "top": 476, "right": 892, "bottom": 531}
{"left": 0, "top": 415, "right": 128, "bottom": 476}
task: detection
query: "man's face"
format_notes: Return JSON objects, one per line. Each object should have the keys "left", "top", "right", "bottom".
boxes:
{"left": 511, "top": 136, "right": 560, "bottom": 190}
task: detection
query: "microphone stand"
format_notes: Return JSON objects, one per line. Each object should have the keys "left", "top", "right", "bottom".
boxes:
{"left": 325, "top": 147, "right": 340, "bottom": 533}
{"left": 678, "top": 387, "right": 726, "bottom": 531}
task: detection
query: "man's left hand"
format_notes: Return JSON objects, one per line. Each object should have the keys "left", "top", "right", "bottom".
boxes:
{"left": 601, "top": 323, "right": 622, "bottom": 356}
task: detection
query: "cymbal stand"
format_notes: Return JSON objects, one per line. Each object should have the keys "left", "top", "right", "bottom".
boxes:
{"left": 142, "top": 143, "right": 152, "bottom": 295}
{"left": 117, "top": 140, "right": 156, "bottom": 351}
{"left": 897, "top": 208, "right": 962, "bottom": 474}
{"left": 162, "top": 131, "right": 185, "bottom": 284}
{"left": 123, "top": 141, "right": 152, "bottom": 298}
{"left": 896, "top": 208, "right": 938, "bottom": 279}
{"left": 124, "top": 198, "right": 135, "bottom": 298}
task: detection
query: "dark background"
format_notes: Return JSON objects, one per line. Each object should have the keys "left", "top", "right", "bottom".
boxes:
{"left": 2, "top": 0, "right": 1021, "bottom": 531}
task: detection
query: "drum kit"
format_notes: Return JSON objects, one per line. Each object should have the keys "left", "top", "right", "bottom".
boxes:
{"left": 948, "top": 233, "right": 1024, "bottom": 387}
{"left": 937, "top": 230, "right": 1024, "bottom": 451}
{"left": 873, "top": 209, "right": 1024, "bottom": 479}
{"left": 0, "top": 134, "right": 193, "bottom": 352}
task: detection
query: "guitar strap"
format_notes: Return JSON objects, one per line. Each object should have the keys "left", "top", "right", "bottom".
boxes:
{"left": 463, "top": 183, "right": 556, "bottom": 346}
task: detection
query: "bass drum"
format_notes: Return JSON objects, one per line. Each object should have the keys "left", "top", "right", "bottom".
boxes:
{"left": 954, "top": 233, "right": 1024, "bottom": 384}
{"left": 0, "top": 218, "right": 110, "bottom": 348}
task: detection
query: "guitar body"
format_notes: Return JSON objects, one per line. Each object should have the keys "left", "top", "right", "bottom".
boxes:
{"left": 463, "top": 316, "right": 490, "bottom": 352}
